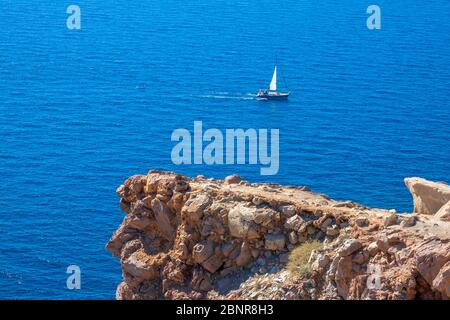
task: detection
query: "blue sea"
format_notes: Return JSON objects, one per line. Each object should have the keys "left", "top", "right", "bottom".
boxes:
{"left": 0, "top": 0, "right": 449, "bottom": 299}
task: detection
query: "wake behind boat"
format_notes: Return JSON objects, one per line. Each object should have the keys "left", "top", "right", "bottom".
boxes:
{"left": 257, "top": 65, "right": 290, "bottom": 100}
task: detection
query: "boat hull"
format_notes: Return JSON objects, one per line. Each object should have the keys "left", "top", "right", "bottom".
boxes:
{"left": 256, "top": 92, "right": 290, "bottom": 100}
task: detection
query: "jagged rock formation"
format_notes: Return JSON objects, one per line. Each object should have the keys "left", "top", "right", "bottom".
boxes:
{"left": 107, "top": 171, "right": 450, "bottom": 300}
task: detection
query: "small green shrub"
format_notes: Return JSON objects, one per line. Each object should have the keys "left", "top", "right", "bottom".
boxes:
{"left": 287, "top": 241, "right": 323, "bottom": 278}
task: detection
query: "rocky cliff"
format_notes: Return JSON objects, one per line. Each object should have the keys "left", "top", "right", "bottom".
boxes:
{"left": 107, "top": 171, "right": 450, "bottom": 300}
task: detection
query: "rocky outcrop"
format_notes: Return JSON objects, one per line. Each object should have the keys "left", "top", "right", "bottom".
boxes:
{"left": 436, "top": 201, "right": 450, "bottom": 222}
{"left": 405, "top": 177, "right": 450, "bottom": 216}
{"left": 107, "top": 171, "right": 450, "bottom": 300}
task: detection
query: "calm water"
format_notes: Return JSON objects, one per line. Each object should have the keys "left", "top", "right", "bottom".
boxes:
{"left": 0, "top": 1, "right": 449, "bottom": 299}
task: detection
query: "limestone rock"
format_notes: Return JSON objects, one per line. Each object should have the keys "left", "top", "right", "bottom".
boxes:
{"left": 414, "top": 238, "right": 450, "bottom": 288}
{"left": 338, "top": 239, "right": 362, "bottom": 257}
{"left": 182, "top": 194, "right": 211, "bottom": 224}
{"left": 310, "top": 253, "right": 330, "bottom": 272}
{"left": 280, "top": 205, "right": 297, "bottom": 217}
{"left": 405, "top": 177, "right": 450, "bottom": 215}
{"left": 253, "top": 208, "right": 278, "bottom": 226}
{"left": 334, "top": 256, "right": 353, "bottom": 297}
{"left": 122, "top": 250, "right": 163, "bottom": 281}
{"left": 284, "top": 215, "right": 304, "bottom": 231}
{"left": 228, "top": 205, "right": 260, "bottom": 239}
{"left": 435, "top": 201, "right": 450, "bottom": 222}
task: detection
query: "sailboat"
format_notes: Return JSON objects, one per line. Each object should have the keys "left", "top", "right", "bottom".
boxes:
{"left": 256, "top": 65, "right": 290, "bottom": 100}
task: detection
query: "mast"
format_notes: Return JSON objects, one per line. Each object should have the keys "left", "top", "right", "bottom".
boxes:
{"left": 269, "top": 66, "right": 277, "bottom": 91}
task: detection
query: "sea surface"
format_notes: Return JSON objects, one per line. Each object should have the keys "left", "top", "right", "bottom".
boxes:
{"left": 0, "top": 1, "right": 449, "bottom": 299}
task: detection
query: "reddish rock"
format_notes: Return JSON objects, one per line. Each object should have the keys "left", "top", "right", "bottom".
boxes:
{"left": 432, "top": 261, "right": 450, "bottom": 297}
{"left": 107, "top": 171, "right": 450, "bottom": 300}
{"left": 414, "top": 238, "right": 450, "bottom": 289}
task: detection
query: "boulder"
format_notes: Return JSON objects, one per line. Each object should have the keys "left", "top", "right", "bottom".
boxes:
{"left": 253, "top": 208, "right": 278, "bottom": 226}
{"left": 432, "top": 261, "right": 450, "bottom": 298}
{"left": 435, "top": 201, "right": 450, "bottom": 222}
{"left": 228, "top": 205, "right": 260, "bottom": 239}
{"left": 384, "top": 213, "right": 399, "bottom": 227}
{"left": 404, "top": 177, "right": 450, "bottom": 215}
{"left": 338, "top": 239, "right": 362, "bottom": 257}
{"left": 414, "top": 238, "right": 450, "bottom": 288}
{"left": 145, "top": 171, "right": 178, "bottom": 196}
{"left": 192, "top": 242, "right": 214, "bottom": 264}
{"left": 310, "top": 253, "right": 330, "bottom": 272}
{"left": 376, "top": 236, "right": 390, "bottom": 252}
{"left": 367, "top": 242, "right": 379, "bottom": 256}
{"left": 182, "top": 194, "right": 212, "bottom": 224}
{"left": 224, "top": 174, "right": 242, "bottom": 185}
{"left": 284, "top": 215, "right": 304, "bottom": 231}
{"left": 280, "top": 205, "right": 297, "bottom": 217}
{"left": 326, "top": 225, "right": 340, "bottom": 237}
{"left": 334, "top": 256, "right": 353, "bottom": 298}
{"left": 122, "top": 250, "right": 163, "bottom": 281}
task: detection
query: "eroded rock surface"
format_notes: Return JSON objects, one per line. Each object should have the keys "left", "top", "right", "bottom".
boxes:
{"left": 405, "top": 177, "right": 450, "bottom": 216}
{"left": 107, "top": 171, "right": 450, "bottom": 300}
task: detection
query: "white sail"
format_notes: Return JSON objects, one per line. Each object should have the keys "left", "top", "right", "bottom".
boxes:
{"left": 269, "top": 66, "right": 277, "bottom": 91}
